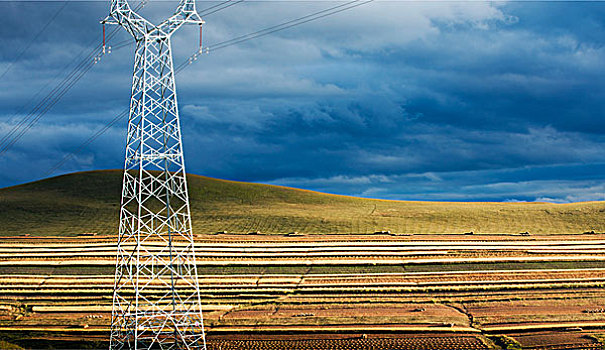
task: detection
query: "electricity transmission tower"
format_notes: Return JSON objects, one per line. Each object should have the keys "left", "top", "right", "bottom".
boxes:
{"left": 105, "top": 0, "right": 206, "bottom": 349}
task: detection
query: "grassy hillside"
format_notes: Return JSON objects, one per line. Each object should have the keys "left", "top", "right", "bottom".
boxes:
{"left": 0, "top": 170, "right": 603, "bottom": 236}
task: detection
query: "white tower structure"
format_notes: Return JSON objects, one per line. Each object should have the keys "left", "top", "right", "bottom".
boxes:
{"left": 105, "top": 1, "right": 206, "bottom": 349}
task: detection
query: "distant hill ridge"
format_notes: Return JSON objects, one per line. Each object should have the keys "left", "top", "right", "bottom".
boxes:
{"left": 0, "top": 170, "right": 602, "bottom": 236}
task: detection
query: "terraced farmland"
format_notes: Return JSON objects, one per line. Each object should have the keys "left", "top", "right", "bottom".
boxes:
{"left": 205, "top": 334, "right": 493, "bottom": 350}
{"left": 1, "top": 233, "right": 605, "bottom": 349}
{"left": 1, "top": 171, "right": 604, "bottom": 348}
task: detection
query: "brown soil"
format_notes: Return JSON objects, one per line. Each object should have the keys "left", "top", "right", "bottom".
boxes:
{"left": 206, "top": 333, "right": 491, "bottom": 350}
{"left": 509, "top": 331, "right": 601, "bottom": 349}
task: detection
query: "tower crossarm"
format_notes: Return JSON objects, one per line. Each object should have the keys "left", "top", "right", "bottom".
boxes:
{"left": 105, "top": 0, "right": 154, "bottom": 40}
{"left": 157, "top": 0, "right": 204, "bottom": 36}
{"left": 105, "top": 0, "right": 204, "bottom": 40}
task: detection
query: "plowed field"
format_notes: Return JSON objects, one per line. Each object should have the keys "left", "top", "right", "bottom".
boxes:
{"left": 1, "top": 233, "right": 605, "bottom": 349}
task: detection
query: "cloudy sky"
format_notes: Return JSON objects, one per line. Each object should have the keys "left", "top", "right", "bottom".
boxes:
{"left": 0, "top": 0, "right": 604, "bottom": 202}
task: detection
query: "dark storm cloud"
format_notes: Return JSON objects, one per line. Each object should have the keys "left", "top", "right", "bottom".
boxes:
{"left": 0, "top": 1, "right": 604, "bottom": 202}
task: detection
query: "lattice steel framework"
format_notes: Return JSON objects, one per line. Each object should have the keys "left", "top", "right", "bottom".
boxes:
{"left": 105, "top": 1, "right": 206, "bottom": 349}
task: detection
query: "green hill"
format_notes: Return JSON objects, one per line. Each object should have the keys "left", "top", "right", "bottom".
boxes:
{"left": 0, "top": 170, "right": 603, "bottom": 236}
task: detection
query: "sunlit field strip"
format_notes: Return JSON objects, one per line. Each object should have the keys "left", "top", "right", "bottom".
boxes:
{"left": 4, "top": 240, "right": 605, "bottom": 249}
{"left": 2, "top": 255, "right": 605, "bottom": 266}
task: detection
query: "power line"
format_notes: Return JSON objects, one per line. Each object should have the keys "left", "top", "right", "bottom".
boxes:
{"left": 47, "top": 0, "right": 374, "bottom": 176}
{"left": 45, "top": 110, "right": 127, "bottom": 176}
{"left": 109, "top": 0, "right": 247, "bottom": 51}
{"left": 212, "top": 0, "right": 368, "bottom": 50}
{"left": 0, "top": 1, "right": 148, "bottom": 156}
{"left": 44, "top": 0, "right": 244, "bottom": 174}
{"left": 0, "top": 55, "right": 101, "bottom": 156}
{"left": 0, "top": 14, "right": 132, "bottom": 154}
{"left": 200, "top": 0, "right": 245, "bottom": 16}
{"left": 0, "top": 1, "right": 74, "bottom": 148}
{"left": 0, "top": 40, "right": 109, "bottom": 156}
{"left": 0, "top": 1, "right": 68, "bottom": 81}
{"left": 0, "top": 0, "right": 240, "bottom": 156}
{"left": 176, "top": 0, "right": 372, "bottom": 72}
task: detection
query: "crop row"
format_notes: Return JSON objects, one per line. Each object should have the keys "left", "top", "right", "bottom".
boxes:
{"left": 3, "top": 240, "right": 605, "bottom": 250}
{"left": 205, "top": 336, "right": 490, "bottom": 350}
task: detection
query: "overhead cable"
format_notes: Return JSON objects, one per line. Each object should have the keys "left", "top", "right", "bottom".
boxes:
{"left": 47, "top": 0, "right": 374, "bottom": 175}
{"left": 0, "top": 1, "right": 68, "bottom": 81}
{"left": 0, "top": 1, "right": 148, "bottom": 156}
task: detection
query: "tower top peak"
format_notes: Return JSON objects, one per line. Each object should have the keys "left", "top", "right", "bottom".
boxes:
{"left": 104, "top": 0, "right": 204, "bottom": 40}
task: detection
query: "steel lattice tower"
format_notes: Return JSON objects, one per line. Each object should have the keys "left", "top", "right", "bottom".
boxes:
{"left": 105, "top": 1, "right": 206, "bottom": 349}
